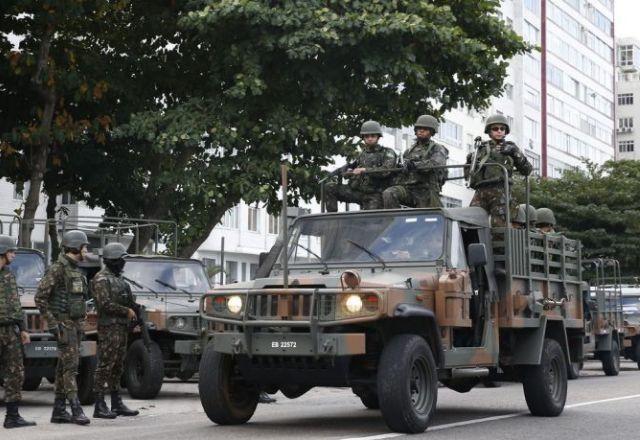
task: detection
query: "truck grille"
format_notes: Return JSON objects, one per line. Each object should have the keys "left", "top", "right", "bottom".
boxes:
{"left": 24, "top": 311, "right": 46, "bottom": 332}
{"left": 247, "top": 293, "right": 335, "bottom": 321}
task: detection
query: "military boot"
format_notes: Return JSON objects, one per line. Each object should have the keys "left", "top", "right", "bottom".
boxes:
{"left": 69, "top": 398, "right": 90, "bottom": 425}
{"left": 3, "top": 402, "right": 36, "bottom": 429}
{"left": 110, "top": 392, "right": 138, "bottom": 416}
{"left": 50, "top": 397, "right": 72, "bottom": 424}
{"left": 93, "top": 393, "right": 117, "bottom": 419}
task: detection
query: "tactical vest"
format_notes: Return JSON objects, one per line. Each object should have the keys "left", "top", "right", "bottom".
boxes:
{"left": 395, "top": 140, "right": 446, "bottom": 187}
{"left": 0, "top": 267, "right": 22, "bottom": 325}
{"left": 349, "top": 144, "right": 396, "bottom": 192}
{"left": 96, "top": 271, "right": 133, "bottom": 325}
{"left": 49, "top": 256, "right": 88, "bottom": 321}
{"left": 468, "top": 141, "right": 515, "bottom": 189}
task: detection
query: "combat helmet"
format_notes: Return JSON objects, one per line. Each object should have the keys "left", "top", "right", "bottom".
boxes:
{"left": 102, "top": 242, "right": 128, "bottom": 260}
{"left": 513, "top": 204, "right": 537, "bottom": 225}
{"left": 414, "top": 115, "right": 439, "bottom": 134}
{"left": 0, "top": 235, "right": 17, "bottom": 255}
{"left": 536, "top": 208, "right": 556, "bottom": 227}
{"left": 61, "top": 230, "right": 89, "bottom": 251}
{"left": 484, "top": 114, "right": 510, "bottom": 135}
{"left": 360, "top": 120, "right": 383, "bottom": 136}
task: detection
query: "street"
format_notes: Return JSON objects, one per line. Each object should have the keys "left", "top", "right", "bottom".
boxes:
{"left": 3, "top": 360, "right": 640, "bottom": 440}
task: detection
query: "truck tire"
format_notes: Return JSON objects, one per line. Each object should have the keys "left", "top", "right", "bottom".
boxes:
{"left": 125, "top": 339, "right": 164, "bottom": 399}
{"left": 199, "top": 342, "right": 258, "bottom": 425}
{"left": 77, "top": 355, "right": 97, "bottom": 405}
{"left": 567, "top": 361, "right": 581, "bottom": 380}
{"left": 22, "top": 376, "right": 42, "bottom": 391}
{"left": 352, "top": 387, "right": 379, "bottom": 409}
{"left": 521, "top": 338, "right": 567, "bottom": 417}
{"left": 377, "top": 335, "right": 437, "bottom": 433}
{"left": 635, "top": 342, "right": 640, "bottom": 370}
{"left": 601, "top": 339, "right": 620, "bottom": 376}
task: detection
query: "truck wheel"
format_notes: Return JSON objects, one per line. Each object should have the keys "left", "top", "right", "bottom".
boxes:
{"left": 377, "top": 335, "right": 437, "bottom": 433}
{"left": 635, "top": 342, "right": 640, "bottom": 370}
{"left": 567, "top": 361, "right": 581, "bottom": 380}
{"left": 77, "top": 355, "right": 97, "bottom": 405}
{"left": 22, "top": 376, "right": 42, "bottom": 391}
{"left": 125, "top": 339, "right": 164, "bottom": 399}
{"left": 601, "top": 340, "right": 620, "bottom": 376}
{"left": 352, "top": 387, "right": 379, "bottom": 409}
{"left": 521, "top": 338, "right": 567, "bottom": 416}
{"left": 198, "top": 342, "right": 258, "bottom": 425}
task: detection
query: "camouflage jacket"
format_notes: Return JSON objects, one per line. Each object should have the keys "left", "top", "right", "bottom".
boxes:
{"left": 0, "top": 266, "right": 24, "bottom": 329}
{"left": 394, "top": 139, "right": 448, "bottom": 187}
{"left": 35, "top": 254, "right": 88, "bottom": 328}
{"left": 465, "top": 139, "right": 532, "bottom": 189}
{"left": 92, "top": 266, "right": 134, "bottom": 325}
{"left": 347, "top": 144, "right": 398, "bottom": 192}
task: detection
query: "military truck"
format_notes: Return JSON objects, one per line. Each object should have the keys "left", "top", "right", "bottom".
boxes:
{"left": 198, "top": 206, "right": 584, "bottom": 433}
{"left": 614, "top": 279, "right": 640, "bottom": 369}
{"left": 120, "top": 255, "right": 210, "bottom": 399}
{"left": 9, "top": 248, "right": 97, "bottom": 404}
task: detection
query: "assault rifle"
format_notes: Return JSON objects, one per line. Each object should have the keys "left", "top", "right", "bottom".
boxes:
{"left": 122, "top": 277, "right": 152, "bottom": 350}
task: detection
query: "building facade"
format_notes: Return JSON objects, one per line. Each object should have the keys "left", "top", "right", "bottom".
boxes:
{"left": 616, "top": 37, "right": 640, "bottom": 160}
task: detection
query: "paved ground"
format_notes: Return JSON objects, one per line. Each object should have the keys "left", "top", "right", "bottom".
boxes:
{"left": 3, "top": 360, "right": 640, "bottom": 440}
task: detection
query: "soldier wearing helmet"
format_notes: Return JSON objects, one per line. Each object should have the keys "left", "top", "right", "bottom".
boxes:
{"left": 325, "top": 120, "right": 397, "bottom": 212}
{"left": 536, "top": 208, "right": 557, "bottom": 234}
{"left": 383, "top": 114, "right": 449, "bottom": 208}
{"left": 92, "top": 242, "right": 139, "bottom": 419}
{"left": 511, "top": 204, "right": 537, "bottom": 231}
{"left": 0, "top": 236, "right": 36, "bottom": 429}
{"left": 465, "top": 114, "right": 532, "bottom": 226}
{"left": 35, "top": 230, "right": 91, "bottom": 425}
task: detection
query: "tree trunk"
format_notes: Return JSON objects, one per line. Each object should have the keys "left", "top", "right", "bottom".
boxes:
{"left": 46, "top": 195, "right": 60, "bottom": 261}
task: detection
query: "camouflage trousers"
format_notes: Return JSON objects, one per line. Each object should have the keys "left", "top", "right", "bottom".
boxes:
{"left": 470, "top": 186, "right": 515, "bottom": 227}
{"left": 54, "top": 320, "right": 83, "bottom": 399}
{"left": 0, "top": 325, "right": 24, "bottom": 402}
{"left": 324, "top": 182, "right": 383, "bottom": 212}
{"left": 93, "top": 324, "right": 128, "bottom": 393}
{"left": 382, "top": 185, "right": 442, "bottom": 209}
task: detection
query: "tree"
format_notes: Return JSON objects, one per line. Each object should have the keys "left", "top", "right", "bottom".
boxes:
{"left": 518, "top": 160, "right": 640, "bottom": 275}
{"left": 71, "top": 0, "right": 530, "bottom": 257}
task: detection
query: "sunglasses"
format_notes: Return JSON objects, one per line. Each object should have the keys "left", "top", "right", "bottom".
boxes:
{"left": 491, "top": 126, "right": 507, "bottom": 132}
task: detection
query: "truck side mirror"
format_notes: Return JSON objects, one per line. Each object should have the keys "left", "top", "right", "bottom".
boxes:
{"left": 468, "top": 243, "right": 487, "bottom": 267}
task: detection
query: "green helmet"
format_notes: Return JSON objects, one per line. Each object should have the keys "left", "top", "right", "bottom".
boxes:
{"left": 484, "top": 114, "right": 510, "bottom": 135}
{"left": 61, "top": 230, "right": 89, "bottom": 250}
{"left": 414, "top": 115, "right": 439, "bottom": 134}
{"left": 0, "top": 235, "right": 17, "bottom": 255}
{"left": 103, "top": 242, "right": 128, "bottom": 260}
{"left": 360, "top": 120, "right": 383, "bottom": 136}
{"left": 536, "top": 208, "right": 556, "bottom": 227}
{"left": 513, "top": 204, "right": 537, "bottom": 225}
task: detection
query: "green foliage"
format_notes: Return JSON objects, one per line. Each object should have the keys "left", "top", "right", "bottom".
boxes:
{"left": 516, "top": 160, "right": 640, "bottom": 275}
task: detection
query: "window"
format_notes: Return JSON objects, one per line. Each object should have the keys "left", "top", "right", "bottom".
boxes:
{"left": 524, "top": 85, "right": 540, "bottom": 108}
{"left": 524, "top": 117, "right": 539, "bottom": 141}
{"left": 267, "top": 214, "right": 279, "bottom": 235}
{"left": 619, "top": 140, "right": 635, "bottom": 153}
{"left": 619, "top": 118, "right": 634, "bottom": 131}
{"left": 525, "top": 54, "right": 540, "bottom": 76}
{"left": 221, "top": 207, "right": 238, "bottom": 228}
{"left": 525, "top": 150, "right": 541, "bottom": 177}
{"left": 618, "top": 93, "right": 634, "bottom": 106}
{"left": 13, "top": 184, "right": 24, "bottom": 201}
{"left": 225, "top": 260, "right": 238, "bottom": 284}
{"left": 547, "top": 64, "right": 563, "bottom": 88}
{"left": 523, "top": 21, "right": 539, "bottom": 44}
{"left": 247, "top": 206, "right": 260, "bottom": 232}
{"left": 525, "top": 0, "right": 540, "bottom": 15}
{"left": 241, "top": 262, "right": 247, "bottom": 282}
{"left": 441, "top": 196, "right": 462, "bottom": 208}
{"left": 61, "top": 191, "right": 76, "bottom": 205}
{"left": 439, "top": 120, "right": 462, "bottom": 147}
{"left": 504, "top": 83, "right": 513, "bottom": 100}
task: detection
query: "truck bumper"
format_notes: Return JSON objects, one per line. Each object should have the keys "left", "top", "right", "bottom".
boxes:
{"left": 23, "top": 341, "right": 97, "bottom": 358}
{"left": 174, "top": 340, "right": 203, "bottom": 355}
{"left": 212, "top": 332, "right": 365, "bottom": 356}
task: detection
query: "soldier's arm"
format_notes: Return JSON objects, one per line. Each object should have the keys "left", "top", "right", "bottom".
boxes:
{"left": 93, "top": 277, "right": 129, "bottom": 317}
{"left": 35, "top": 264, "right": 62, "bottom": 328}
{"left": 376, "top": 149, "right": 398, "bottom": 178}
{"left": 8, "top": 273, "right": 25, "bottom": 331}
{"left": 414, "top": 145, "right": 447, "bottom": 171}
{"left": 509, "top": 143, "right": 533, "bottom": 176}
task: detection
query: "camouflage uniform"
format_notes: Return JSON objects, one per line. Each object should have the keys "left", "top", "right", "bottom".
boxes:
{"left": 0, "top": 266, "right": 25, "bottom": 403}
{"left": 35, "top": 254, "right": 88, "bottom": 400}
{"left": 326, "top": 144, "right": 397, "bottom": 212}
{"left": 92, "top": 266, "right": 134, "bottom": 393}
{"left": 383, "top": 139, "right": 448, "bottom": 208}
{"left": 465, "top": 140, "right": 532, "bottom": 226}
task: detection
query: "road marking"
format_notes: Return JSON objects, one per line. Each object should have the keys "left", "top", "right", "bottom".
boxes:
{"left": 340, "top": 393, "right": 640, "bottom": 440}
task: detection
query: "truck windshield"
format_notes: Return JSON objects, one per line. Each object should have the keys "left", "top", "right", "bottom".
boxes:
{"left": 10, "top": 253, "right": 46, "bottom": 288}
{"left": 288, "top": 213, "right": 444, "bottom": 265}
{"left": 123, "top": 260, "right": 210, "bottom": 293}
{"left": 623, "top": 296, "right": 640, "bottom": 324}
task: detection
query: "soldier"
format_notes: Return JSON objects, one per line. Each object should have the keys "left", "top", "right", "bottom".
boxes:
{"left": 511, "top": 204, "right": 537, "bottom": 230}
{"left": 35, "top": 230, "right": 91, "bottom": 425}
{"left": 92, "top": 242, "right": 139, "bottom": 418}
{"left": 325, "top": 120, "right": 397, "bottom": 212}
{"left": 466, "top": 114, "right": 532, "bottom": 226}
{"left": 383, "top": 115, "right": 448, "bottom": 208}
{"left": 536, "top": 208, "right": 558, "bottom": 234}
{"left": 0, "top": 236, "right": 36, "bottom": 429}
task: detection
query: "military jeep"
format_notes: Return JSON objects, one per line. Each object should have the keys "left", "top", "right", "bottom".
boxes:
{"left": 198, "top": 207, "right": 584, "bottom": 433}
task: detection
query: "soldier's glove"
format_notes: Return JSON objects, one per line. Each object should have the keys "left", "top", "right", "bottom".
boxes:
{"left": 501, "top": 142, "right": 516, "bottom": 156}
{"left": 403, "top": 161, "right": 416, "bottom": 172}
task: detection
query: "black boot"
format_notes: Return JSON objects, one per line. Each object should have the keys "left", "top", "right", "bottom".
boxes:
{"left": 93, "top": 393, "right": 117, "bottom": 419}
{"left": 69, "top": 398, "right": 90, "bottom": 425}
{"left": 50, "top": 397, "right": 72, "bottom": 424}
{"left": 110, "top": 392, "right": 138, "bottom": 416}
{"left": 3, "top": 401, "right": 36, "bottom": 429}
{"left": 259, "top": 391, "right": 277, "bottom": 404}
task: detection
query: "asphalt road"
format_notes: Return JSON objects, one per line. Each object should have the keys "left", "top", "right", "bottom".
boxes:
{"left": 3, "top": 360, "right": 640, "bottom": 440}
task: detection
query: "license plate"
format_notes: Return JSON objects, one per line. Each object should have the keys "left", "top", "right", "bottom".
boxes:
{"left": 271, "top": 341, "right": 297, "bottom": 349}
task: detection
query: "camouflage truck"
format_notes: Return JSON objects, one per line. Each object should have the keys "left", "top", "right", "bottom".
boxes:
{"left": 118, "top": 255, "right": 210, "bottom": 399}
{"left": 8, "top": 248, "right": 97, "bottom": 404}
{"left": 197, "top": 206, "right": 584, "bottom": 433}
{"left": 616, "top": 279, "right": 640, "bottom": 370}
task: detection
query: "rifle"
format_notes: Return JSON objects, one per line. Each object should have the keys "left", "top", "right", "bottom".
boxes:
{"left": 327, "top": 161, "right": 357, "bottom": 178}
{"left": 468, "top": 136, "right": 484, "bottom": 177}
{"left": 124, "top": 283, "right": 152, "bottom": 350}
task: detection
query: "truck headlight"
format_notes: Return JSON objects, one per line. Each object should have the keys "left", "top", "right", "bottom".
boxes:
{"left": 174, "top": 317, "right": 187, "bottom": 330}
{"left": 345, "top": 294, "right": 363, "bottom": 314}
{"left": 227, "top": 295, "right": 243, "bottom": 314}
